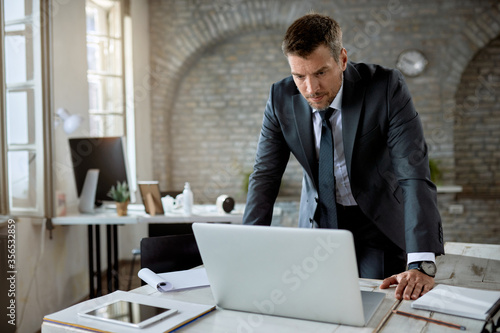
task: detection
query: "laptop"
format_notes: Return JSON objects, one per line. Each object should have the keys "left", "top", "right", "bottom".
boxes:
{"left": 192, "top": 223, "right": 385, "bottom": 327}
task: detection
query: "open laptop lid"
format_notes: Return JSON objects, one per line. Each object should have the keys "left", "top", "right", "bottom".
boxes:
{"left": 193, "top": 223, "right": 371, "bottom": 326}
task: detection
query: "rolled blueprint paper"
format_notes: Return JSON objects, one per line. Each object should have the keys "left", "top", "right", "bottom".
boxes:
{"left": 138, "top": 268, "right": 174, "bottom": 292}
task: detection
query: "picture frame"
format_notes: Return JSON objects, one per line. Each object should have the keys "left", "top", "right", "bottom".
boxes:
{"left": 138, "top": 181, "right": 164, "bottom": 216}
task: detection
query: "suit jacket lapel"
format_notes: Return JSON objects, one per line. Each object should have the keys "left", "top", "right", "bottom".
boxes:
{"left": 342, "top": 62, "right": 365, "bottom": 177}
{"left": 292, "top": 93, "right": 317, "bottom": 186}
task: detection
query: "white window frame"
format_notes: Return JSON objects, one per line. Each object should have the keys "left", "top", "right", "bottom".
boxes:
{"left": 85, "top": 0, "right": 136, "bottom": 197}
{"left": 1, "top": 0, "right": 53, "bottom": 217}
{"left": 86, "top": 0, "right": 126, "bottom": 137}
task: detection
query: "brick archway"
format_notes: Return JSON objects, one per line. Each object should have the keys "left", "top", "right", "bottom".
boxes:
{"left": 148, "top": 2, "right": 500, "bottom": 190}
{"left": 453, "top": 33, "right": 500, "bottom": 197}
{"left": 149, "top": 0, "right": 311, "bottom": 188}
{"left": 430, "top": 6, "right": 500, "bottom": 181}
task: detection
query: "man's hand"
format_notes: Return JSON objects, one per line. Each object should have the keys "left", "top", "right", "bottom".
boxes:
{"left": 379, "top": 269, "right": 435, "bottom": 300}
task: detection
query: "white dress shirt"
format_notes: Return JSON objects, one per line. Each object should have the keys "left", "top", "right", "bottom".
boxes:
{"left": 312, "top": 83, "right": 356, "bottom": 206}
{"left": 311, "top": 80, "right": 434, "bottom": 265}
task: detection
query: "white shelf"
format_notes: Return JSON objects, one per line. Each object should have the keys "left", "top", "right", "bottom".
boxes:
{"left": 436, "top": 185, "right": 463, "bottom": 193}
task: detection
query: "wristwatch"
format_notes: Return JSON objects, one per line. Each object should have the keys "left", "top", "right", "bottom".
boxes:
{"left": 408, "top": 261, "right": 437, "bottom": 278}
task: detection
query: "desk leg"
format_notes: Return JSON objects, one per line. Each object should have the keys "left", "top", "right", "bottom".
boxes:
{"left": 95, "top": 225, "right": 102, "bottom": 296}
{"left": 113, "top": 225, "right": 119, "bottom": 290}
{"left": 106, "top": 225, "right": 111, "bottom": 293}
{"left": 88, "top": 225, "right": 94, "bottom": 299}
{"left": 106, "top": 225, "right": 119, "bottom": 293}
{"left": 88, "top": 225, "right": 103, "bottom": 298}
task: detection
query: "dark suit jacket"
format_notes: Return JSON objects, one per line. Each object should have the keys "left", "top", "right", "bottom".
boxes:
{"left": 243, "top": 61, "right": 444, "bottom": 255}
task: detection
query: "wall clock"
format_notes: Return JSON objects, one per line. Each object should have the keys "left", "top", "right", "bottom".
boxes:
{"left": 396, "top": 49, "right": 428, "bottom": 77}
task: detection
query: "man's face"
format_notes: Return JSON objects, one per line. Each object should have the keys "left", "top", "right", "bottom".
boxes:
{"left": 288, "top": 45, "right": 348, "bottom": 111}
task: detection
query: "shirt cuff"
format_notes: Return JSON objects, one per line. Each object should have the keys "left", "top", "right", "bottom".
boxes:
{"left": 407, "top": 252, "right": 436, "bottom": 265}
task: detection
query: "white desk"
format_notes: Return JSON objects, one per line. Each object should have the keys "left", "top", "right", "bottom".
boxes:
{"left": 444, "top": 241, "right": 500, "bottom": 261}
{"left": 42, "top": 243, "right": 500, "bottom": 333}
{"left": 52, "top": 205, "right": 244, "bottom": 225}
{"left": 41, "top": 278, "right": 395, "bottom": 333}
{"left": 52, "top": 205, "right": 243, "bottom": 298}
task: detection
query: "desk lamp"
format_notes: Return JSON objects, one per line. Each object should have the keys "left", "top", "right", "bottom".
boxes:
{"left": 55, "top": 108, "right": 83, "bottom": 134}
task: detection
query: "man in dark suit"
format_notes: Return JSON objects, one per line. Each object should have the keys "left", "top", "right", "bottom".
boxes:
{"left": 243, "top": 13, "right": 444, "bottom": 300}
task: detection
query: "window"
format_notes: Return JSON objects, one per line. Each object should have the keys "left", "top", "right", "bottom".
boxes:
{"left": 1, "top": 0, "right": 51, "bottom": 217}
{"left": 85, "top": 0, "right": 136, "bottom": 195}
{"left": 86, "top": 0, "right": 125, "bottom": 137}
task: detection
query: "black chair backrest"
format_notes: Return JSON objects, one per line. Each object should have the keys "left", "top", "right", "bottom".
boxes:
{"left": 140, "top": 233, "right": 203, "bottom": 274}
{"left": 148, "top": 223, "right": 195, "bottom": 238}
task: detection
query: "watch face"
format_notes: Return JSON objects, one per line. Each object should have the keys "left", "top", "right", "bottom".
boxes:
{"left": 421, "top": 261, "right": 437, "bottom": 276}
{"left": 396, "top": 50, "right": 428, "bottom": 77}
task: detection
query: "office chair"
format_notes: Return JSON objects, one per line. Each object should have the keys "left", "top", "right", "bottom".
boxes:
{"left": 127, "top": 189, "right": 187, "bottom": 290}
{"left": 139, "top": 233, "right": 203, "bottom": 275}
{"left": 127, "top": 225, "right": 201, "bottom": 290}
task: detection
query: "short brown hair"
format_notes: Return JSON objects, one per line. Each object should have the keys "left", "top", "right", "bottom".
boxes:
{"left": 282, "top": 13, "right": 343, "bottom": 62}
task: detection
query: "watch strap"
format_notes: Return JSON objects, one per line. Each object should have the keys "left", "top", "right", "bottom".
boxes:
{"left": 407, "top": 261, "right": 421, "bottom": 270}
{"left": 408, "top": 261, "right": 436, "bottom": 277}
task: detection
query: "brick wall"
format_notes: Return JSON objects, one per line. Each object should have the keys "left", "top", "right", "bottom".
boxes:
{"left": 450, "top": 36, "right": 500, "bottom": 245}
{"left": 148, "top": 0, "right": 500, "bottom": 244}
{"left": 170, "top": 30, "right": 303, "bottom": 203}
{"left": 455, "top": 37, "right": 500, "bottom": 197}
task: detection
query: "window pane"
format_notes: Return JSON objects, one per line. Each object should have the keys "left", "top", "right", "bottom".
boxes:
{"left": 4, "top": 0, "right": 32, "bottom": 22}
{"left": 86, "top": 6, "right": 98, "bottom": 33}
{"left": 87, "top": 37, "right": 122, "bottom": 75}
{"left": 108, "top": 3, "right": 122, "bottom": 38}
{"left": 89, "top": 114, "right": 124, "bottom": 137}
{"left": 88, "top": 75, "right": 123, "bottom": 113}
{"left": 105, "top": 39, "right": 122, "bottom": 75}
{"left": 104, "top": 76, "right": 123, "bottom": 111}
{"left": 87, "top": 42, "right": 100, "bottom": 71}
{"left": 6, "top": 89, "right": 35, "bottom": 144}
{"left": 8, "top": 150, "right": 37, "bottom": 209}
{"left": 88, "top": 79, "right": 100, "bottom": 110}
{"left": 5, "top": 26, "right": 28, "bottom": 84}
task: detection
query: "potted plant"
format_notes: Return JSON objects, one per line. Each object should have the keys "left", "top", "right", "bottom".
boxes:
{"left": 107, "top": 181, "right": 130, "bottom": 216}
{"left": 428, "top": 159, "right": 442, "bottom": 184}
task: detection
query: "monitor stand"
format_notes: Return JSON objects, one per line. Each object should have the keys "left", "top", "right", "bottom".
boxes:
{"left": 79, "top": 169, "right": 100, "bottom": 214}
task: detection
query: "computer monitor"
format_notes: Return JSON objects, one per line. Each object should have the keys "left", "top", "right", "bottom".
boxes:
{"left": 69, "top": 137, "right": 134, "bottom": 207}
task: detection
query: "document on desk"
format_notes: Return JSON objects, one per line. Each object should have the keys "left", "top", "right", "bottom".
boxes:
{"left": 43, "top": 290, "right": 215, "bottom": 333}
{"left": 411, "top": 284, "right": 500, "bottom": 320}
{"left": 139, "top": 267, "right": 210, "bottom": 293}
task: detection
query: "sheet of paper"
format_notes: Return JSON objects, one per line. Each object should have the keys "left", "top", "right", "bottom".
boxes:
{"left": 139, "top": 267, "right": 210, "bottom": 292}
